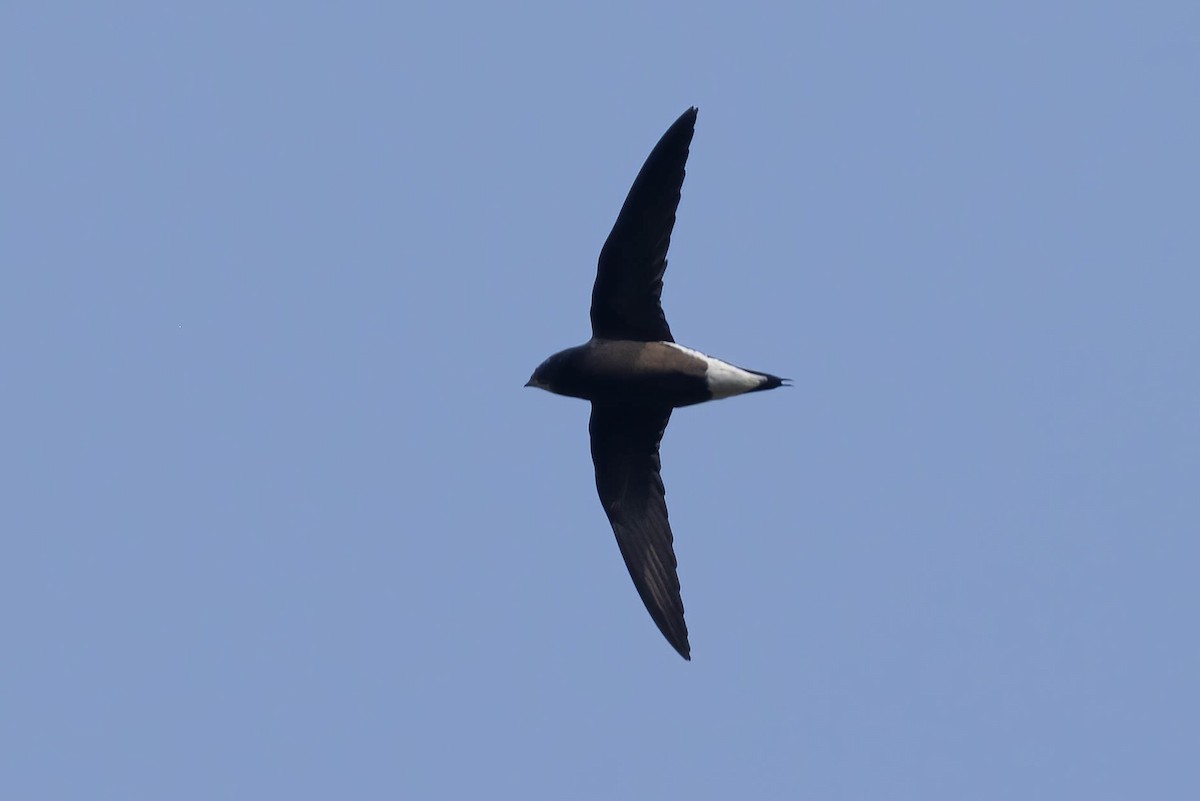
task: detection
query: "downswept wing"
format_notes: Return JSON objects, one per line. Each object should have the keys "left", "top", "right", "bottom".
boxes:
{"left": 590, "top": 108, "right": 698, "bottom": 343}
{"left": 589, "top": 403, "right": 690, "bottom": 659}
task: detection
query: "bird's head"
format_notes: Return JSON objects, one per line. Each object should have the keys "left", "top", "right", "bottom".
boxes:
{"left": 525, "top": 350, "right": 571, "bottom": 393}
{"left": 525, "top": 357, "right": 556, "bottom": 392}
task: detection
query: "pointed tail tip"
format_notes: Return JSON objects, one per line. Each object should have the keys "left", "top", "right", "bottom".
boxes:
{"left": 754, "top": 373, "right": 790, "bottom": 391}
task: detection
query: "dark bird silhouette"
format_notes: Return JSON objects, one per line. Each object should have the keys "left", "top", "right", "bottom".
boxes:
{"left": 526, "top": 108, "right": 787, "bottom": 660}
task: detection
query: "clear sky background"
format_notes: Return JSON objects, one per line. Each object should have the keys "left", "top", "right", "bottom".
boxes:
{"left": 3, "top": 3, "right": 1197, "bottom": 799}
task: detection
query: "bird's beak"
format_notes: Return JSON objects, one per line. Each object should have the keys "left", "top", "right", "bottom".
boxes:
{"left": 524, "top": 379, "right": 534, "bottom": 388}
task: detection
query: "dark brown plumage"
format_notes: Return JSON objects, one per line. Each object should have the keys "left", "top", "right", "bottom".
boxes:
{"left": 527, "top": 108, "right": 786, "bottom": 660}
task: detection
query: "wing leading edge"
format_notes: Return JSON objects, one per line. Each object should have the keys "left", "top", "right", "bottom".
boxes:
{"left": 590, "top": 107, "right": 698, "bottom": 343}
{"left": 589, "top": 403, "right": 690, "bottom": 659}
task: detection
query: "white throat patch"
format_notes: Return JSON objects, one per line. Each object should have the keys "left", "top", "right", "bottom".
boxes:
{"left": 662, "top": 342, "right": 767, "bottom": 399}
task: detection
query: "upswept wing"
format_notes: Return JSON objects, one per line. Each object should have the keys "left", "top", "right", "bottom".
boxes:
{"left": 590, "top": 108, "right": 697, "bottom": 343}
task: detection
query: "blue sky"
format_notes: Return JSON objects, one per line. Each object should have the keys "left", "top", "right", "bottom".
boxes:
{"left": 3, "top": 2, "right": 1197, "bottom": 799}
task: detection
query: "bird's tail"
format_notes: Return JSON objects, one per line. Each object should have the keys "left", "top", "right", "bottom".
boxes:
{"left": 747, "top": 370, "right": 790, "bottom": 392}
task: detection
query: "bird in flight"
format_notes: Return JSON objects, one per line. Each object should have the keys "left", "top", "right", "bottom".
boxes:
{"left": 526, "top": 107, "right": 787, "bottom": 660}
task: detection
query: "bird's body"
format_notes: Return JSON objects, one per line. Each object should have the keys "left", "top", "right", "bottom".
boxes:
{"left": 527, "top": 338, "right": 783, "bottom": 408}
{"left": 526, "top": 107, "right": 786, "bottom": 660}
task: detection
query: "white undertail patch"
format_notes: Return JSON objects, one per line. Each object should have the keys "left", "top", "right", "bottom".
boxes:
{"left": 662, "top": 342, "right": 768, "bottom": 399}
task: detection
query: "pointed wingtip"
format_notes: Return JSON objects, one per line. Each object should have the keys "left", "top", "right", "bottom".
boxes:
{"left": 666, "top": 638, "right": 691, "bottom": 661}
{"left": 670, "top": 632, "right": 692, "bottom": 660}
